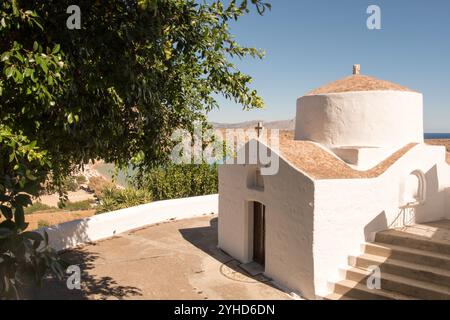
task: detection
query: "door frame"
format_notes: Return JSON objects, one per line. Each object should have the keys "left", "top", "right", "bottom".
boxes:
{"left": 247, "top": 200, "right": 266, "bottom": 267}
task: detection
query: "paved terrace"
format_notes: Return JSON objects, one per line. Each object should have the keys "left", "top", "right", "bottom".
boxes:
{"left": 26, "top": 215, "right": 290, "bottom": 300}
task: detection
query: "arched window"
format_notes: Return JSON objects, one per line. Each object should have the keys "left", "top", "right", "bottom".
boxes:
{"left": 247, "top": 167, "right": 264, "bottom": 190}
{"left": 402, "top": 170, "right": 426, "bottom": 206}
{"left": 255, "top": 169, "right": 264, "bottom": 189}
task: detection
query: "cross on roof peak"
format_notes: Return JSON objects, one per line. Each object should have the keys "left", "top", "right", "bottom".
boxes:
{"left": 255, "top": 121, "right": 264, "bottom": 138}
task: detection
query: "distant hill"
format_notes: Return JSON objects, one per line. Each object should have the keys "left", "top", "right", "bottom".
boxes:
{"left": 211, "top": 119, "right": 295, "bottom": 130}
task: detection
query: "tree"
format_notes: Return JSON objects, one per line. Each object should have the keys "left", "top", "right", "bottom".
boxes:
{"left": 0, "top": 0, "right": 269, "bottom": 298}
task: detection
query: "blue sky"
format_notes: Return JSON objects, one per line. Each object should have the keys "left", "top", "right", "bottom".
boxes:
{"left": 207, "top": 0, "right": 450, "bottom": 132}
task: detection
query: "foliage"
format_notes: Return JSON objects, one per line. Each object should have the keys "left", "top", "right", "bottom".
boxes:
{"left": 75, "top": 175, "right": 87, "bottom": 185}
{"left": 136, "top": 163, "right": 218, "bottom": 201}
{"left": 95, "top": 163, "right": 217, "bottom": 213}
{"left": 88, "top": 176, "right": 116, "bottom": 198}
{"left": 1, "top": 0, "right": 269, "bottom": 298}
{"left": 37, "top": 220, "right": 50, "bottom": 229}
{"left": 1, "top": 0, "right": 269, "bottom": 175}
{"left": 0, "top": 227, "right": 65, "bottom": 299}
{"left": 61, "top": 200, "right": 93, "bottom": 212}
{"left": 25, "top": 200, "right": 93, "bottom": 215}
{"left": 24, "top": 202, "right": 53, "bottom": 215}
{"left": 96, "top": 187, "right": 152, "bottom": 214}
{"left": 0, "top": 125, "right": 65, "bottom": 299}
{"left": 61, "top": 177, "right": 79, "bottom": 193}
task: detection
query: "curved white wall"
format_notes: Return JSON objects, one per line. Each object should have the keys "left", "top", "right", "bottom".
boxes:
{"left": 39, "top": 195, "right": 218, "bottom": 251}
{"left": 295, "top": 91, "right": 424, "bottom": 148}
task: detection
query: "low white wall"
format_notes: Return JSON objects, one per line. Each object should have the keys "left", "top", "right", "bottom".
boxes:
{"left": 312, "top": 144, "right": 450, "bottom": 296}
{"left": 39, "top": 194, "right": 218, "bottom": 252}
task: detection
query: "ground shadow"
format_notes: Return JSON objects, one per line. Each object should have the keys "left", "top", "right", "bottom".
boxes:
{"left": 179, "top": 217, "right": 280, "bottom": 289}
{"left": 22, "top": 246, "right": 142, "bottom": 300}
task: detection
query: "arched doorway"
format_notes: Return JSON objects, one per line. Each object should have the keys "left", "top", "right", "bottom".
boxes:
{"left": 252, "top": 201, "right": 266, "bottom": 266}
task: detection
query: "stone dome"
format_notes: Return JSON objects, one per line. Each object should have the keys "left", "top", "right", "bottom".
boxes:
{"left": 306, "top": 74, "right": 415, "bottom": 96}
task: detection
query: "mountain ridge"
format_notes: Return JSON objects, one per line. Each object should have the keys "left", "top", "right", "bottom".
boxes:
{"left": 211, "top": 118, "right": 295, "bottom": 130}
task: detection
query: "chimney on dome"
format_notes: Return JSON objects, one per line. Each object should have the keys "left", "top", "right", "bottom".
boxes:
{"left": 353, "top": 64, "right": 361, "bottom": 75}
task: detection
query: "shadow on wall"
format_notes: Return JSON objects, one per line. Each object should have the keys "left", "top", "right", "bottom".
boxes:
{"left": 364, "top": 165, "right": 446, "bottom": 241}
{"left": 414, "top": 165, "right": 440, "bottom": 223}
{"left": 364, "top": 211, "right": 388, "bottom": 242}
{"left": 22, "top": 245, "right": 142, "bottom": 300}
{"left": 40, "top": 217, "right": 92, "bottom": 252}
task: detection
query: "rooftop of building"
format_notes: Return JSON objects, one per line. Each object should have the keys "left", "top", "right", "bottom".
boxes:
{"left": 306, "top": 65, "right": 416, "bottom": 96}
{"left": 277, "top": 131, "right": 417, "bottom": 179}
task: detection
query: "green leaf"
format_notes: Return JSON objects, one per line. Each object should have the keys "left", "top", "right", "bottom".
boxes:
{"left": 1, "top": 52, "right": 10, "bottom": 61}
{"left": 33, "top": 41, "right": 39, "bottom": 51}
{"left": 40, "top": 60, "right": 48, "bottom": 74}
{"left": 14, "top": 194, "right": 33, "bottom": 207}
{"left": 9, "top": 152, "right": 15, "bottom": 162}
{"left": 52, "top": 44, "right": 60, "bottom": 54}
{"left": 0, "top": 205, "right": 13, "bottom": 220}
{"left": 25, "top": 169, "right": 38, "bottom": 181}
{"left": 13, "top": 206, "right": 26, "bottom": 231}
{"left": 5, "top": 67, "right": 14, "bottom": 78}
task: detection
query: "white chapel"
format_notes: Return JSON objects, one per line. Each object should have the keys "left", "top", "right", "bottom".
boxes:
{"left": 218, "top": 66, "right": 450, "bottom": 299}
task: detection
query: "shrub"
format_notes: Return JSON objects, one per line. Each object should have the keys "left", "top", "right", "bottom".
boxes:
{"left": 24, "top": 202, "right": 55, "bottom": 215}
{"left": 37, "top": 220, "right": 50, "bottom": 229}
{"left": 60, "top": 200, "right": 93, "bottom": 212}
{"left": 25, "top": 200, "right": 93, "bottom": 215}
{"left": 62, "top": 177, "right": 79, "bottom": 192}
{"left": 75, "top": 175, "right": 87, "bottom": 185}
{"left": 96, "top": 187, "right": 152, "bottom": 214}
{"left": 0, "top": 126, "right": 66, "bottom": 299}
{"left": 88, "top": 176, "right": 115, "bottom": 198}
{"left": 137, "top": 164, "right": 218, "bottom": 201}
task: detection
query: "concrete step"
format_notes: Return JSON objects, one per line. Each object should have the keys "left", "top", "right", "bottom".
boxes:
{"left": 342, "top": 267, "right": 450, "bottom": 300}
{"left": 362, "top": 242, "right": 450, "bottom": 269}
{"left": 330, "top": 278, "right": 416, "bottom": 300}
{"left": 375, "top": 229, "right": 450, "bottom": 255}
{"left": 322, "top": 293, "right": 356, "bottom": 300}
{"left": 349, "top": 253, "right": 450, "bottom": 287}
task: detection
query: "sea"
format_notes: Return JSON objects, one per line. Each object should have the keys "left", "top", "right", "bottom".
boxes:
{"left": 424, "top": 133, "right": 450, "bottom": 139}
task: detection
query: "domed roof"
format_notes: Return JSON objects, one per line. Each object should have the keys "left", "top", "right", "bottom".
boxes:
{"left": 306, "top": 65, "right": 416, "bottom": 96}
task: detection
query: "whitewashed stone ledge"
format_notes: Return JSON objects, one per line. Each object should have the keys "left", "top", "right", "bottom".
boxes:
{"left": 38, "top": 194, "right": 219, "bottom": 251}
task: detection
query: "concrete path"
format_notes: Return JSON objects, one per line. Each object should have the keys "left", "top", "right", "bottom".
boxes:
{"left": 27, "top": 215, "right": 290, "bottom": 300}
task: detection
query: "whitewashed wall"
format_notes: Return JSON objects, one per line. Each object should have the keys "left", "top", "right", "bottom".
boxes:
{"left": 295, "top": 91, "right": 424, "bottom": 148}
{"left": 219, "top": 140, "right": 450, "bottom": 299}
{"left": 218, "top": 144, "right": 317, "bottom": 299}
{"left": 39, "top": 194, "right": 218, "bottom": 251}
{"left": 312, "top": 144, "right": 450, "bottom": 296}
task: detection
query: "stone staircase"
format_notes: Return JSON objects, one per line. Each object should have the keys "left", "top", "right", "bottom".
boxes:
{"left": 326, "top": 220, "right": 450, "bottom": 300}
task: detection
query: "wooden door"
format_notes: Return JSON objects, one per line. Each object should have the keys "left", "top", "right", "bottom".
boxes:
{"left": 253, "top": 202, "right": 265, "bottom": 266}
